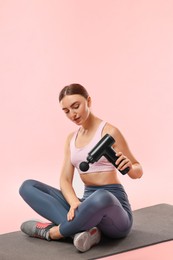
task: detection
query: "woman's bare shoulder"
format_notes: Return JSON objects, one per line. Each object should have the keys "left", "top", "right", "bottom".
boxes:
{"left": 103, "top": 122, "right": 120, "bottom": 137}
{"left": 65, "top": 131, "right": 76, "bottom": 144}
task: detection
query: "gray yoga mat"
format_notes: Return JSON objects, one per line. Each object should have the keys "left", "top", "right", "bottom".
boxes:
{"left": 0, "top": 203, "right": 173, "bottom": 260}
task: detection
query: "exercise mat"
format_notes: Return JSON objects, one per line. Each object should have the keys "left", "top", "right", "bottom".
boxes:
{"left": 0, "top": 204, "right": 173, "bottom": 260}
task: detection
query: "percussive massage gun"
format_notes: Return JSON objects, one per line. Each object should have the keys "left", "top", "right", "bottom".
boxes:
{"left": 79, "top": 134, "right": 130, "bottom": 175}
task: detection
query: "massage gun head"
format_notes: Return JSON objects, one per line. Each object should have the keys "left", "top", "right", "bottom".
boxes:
{"left": 79, "top": 161, "right": 90, "bottom": 172}
{"left": 79, "top": 134, "right": 115, "bottom": 172}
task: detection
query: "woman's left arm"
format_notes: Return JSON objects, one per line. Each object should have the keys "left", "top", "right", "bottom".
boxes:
{"left": 106, "top": 125, "right": 143, "bottom": 179}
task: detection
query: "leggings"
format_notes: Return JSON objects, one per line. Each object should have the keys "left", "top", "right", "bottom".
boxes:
{"left": 19, "top": 179, "right": 133, "bottom": 238}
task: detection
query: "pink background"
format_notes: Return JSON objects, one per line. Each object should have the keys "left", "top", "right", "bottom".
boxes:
{"left": 0, "top": 1, "right": 173, "bottom": 259}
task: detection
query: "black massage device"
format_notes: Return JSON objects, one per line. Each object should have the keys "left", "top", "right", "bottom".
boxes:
{"left": 79, "top": 134, "right": 130, "bottom": 175}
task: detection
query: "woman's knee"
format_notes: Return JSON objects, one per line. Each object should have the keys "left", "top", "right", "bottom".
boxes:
{"left": 90, "top": 189, "right": 119, "bottom": 209}
{"left": 19, "top": 179, "right": 37, "bottom": 197}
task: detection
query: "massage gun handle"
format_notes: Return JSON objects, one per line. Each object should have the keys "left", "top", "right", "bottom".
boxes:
{"left": 115, "top": 154, "right": 130, "bottom": 175}
{"left": 104, "top": 151, "right": 130, "bottom": 175}
{"left": 119, "top": 165, "right": 130, "bottom": 175}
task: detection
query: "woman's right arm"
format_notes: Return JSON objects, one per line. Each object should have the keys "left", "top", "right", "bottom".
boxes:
{"left": 59, "top": 133, "right": 81, "bottom": 221}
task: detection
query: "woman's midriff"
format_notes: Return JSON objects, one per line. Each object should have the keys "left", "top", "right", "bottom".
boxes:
{"left": 80, "top": 170, "right": 121, "bottom": 186}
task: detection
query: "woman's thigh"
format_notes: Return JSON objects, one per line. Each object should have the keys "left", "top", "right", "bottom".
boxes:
{"left": 19, "top": 179, "right": 70, "bottom": 224}
{"left": 81, "top": 189, "right": 132, "bottom": 238}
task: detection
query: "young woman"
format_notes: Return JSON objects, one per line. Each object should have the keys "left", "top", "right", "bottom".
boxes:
{"left": 19, "top": 83, "right": 143, "bottom": 252}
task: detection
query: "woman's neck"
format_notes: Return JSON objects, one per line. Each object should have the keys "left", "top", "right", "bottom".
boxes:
{"left": 80, "top": 114, "right": 102, "bottom": 135}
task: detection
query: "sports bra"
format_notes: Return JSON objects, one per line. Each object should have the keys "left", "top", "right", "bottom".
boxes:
{"left": 70, "top": 121, "right": 115, "bottom": 174}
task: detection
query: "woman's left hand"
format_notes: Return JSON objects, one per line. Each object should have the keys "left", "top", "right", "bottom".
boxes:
{"left": 67, "top": 201, "right": 81, "bottom": 221}
{"left": 115, "top": 151, "right": 132, "bottom": 172}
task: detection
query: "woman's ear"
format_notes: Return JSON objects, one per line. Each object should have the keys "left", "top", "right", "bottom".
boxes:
{"left": 87, "top": 96, "right": 92, "bottom": 107}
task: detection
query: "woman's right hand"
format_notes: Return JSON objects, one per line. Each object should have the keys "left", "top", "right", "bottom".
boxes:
{"left": 67, "top": 200, "right": 81, "bottom": 221}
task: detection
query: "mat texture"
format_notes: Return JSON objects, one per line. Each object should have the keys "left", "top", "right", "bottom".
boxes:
{"left": 0, "top": 203, "right": 173, "bottom": 260}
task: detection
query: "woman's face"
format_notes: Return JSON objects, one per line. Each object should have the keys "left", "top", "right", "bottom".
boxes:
{"left": 60, "top": 94, "right": 91, "bottom": 125}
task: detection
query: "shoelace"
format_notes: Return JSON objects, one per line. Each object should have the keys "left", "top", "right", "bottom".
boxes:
{"left": 35, "top": 223, "right": 55, "bottom": 240}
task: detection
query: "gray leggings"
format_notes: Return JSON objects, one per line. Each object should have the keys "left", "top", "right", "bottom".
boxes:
{"left": 19, "top": 179, "right": 133, "bottom": 238}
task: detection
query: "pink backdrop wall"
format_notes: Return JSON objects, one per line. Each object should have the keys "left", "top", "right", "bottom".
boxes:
{"left": 0, "top": 0, "right": 173, "bottom": 239}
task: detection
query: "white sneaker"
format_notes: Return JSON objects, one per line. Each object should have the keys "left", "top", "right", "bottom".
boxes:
{"left": 73, "top": 227, "right": 101, "bottom": 252}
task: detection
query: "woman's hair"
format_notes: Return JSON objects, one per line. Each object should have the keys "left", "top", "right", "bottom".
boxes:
{"left": 59, "top": 83, "right": 89, "bottom": 102}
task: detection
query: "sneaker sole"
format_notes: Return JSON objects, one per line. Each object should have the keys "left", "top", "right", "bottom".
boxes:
{"left": 74, "top": 229, "right": 101, "bottom": 252}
